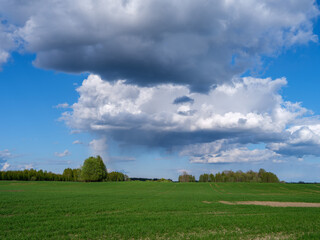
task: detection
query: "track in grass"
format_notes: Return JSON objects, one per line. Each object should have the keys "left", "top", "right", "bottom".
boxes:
{"left": 1, "top": 181, "right": 320, "bottom": 239}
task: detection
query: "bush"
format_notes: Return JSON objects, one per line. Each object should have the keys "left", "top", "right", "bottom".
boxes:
{"left": 81, "top": 156, "right": 107, "bottom": 182}
{"left": 107, "top": 171, "right": 129, "bottom": 181}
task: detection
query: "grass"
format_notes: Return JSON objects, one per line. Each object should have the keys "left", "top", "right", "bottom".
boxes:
{"left": 1, "top": 181, "right": 320, "bottom": 239}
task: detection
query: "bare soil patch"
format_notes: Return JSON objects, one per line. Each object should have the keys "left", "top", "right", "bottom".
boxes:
{"left": 219, "top": 200, "right": 320, "bottom": 207}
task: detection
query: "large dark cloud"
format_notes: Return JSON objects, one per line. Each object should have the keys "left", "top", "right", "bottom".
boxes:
{"left": 0, "top": 0, "right": 318, "bottom": 91}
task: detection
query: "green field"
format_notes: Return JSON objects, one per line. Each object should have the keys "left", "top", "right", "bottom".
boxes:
{"left": 1, "top": 181, "right": 320, "bottom": 239}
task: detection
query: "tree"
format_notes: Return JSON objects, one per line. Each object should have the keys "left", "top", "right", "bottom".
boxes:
{"left": 72, "top": 168, "right": 81, "bottom": 182}
{"left": 209, "top": 173, "right": 215, "bottom": 182}
{"left": 107, "top": 171, "right": 126, "bottom": 181}
{"left": 199, "top": 173, "right": 209, "bottom": 182}
{"left": 81, "top": 156, "right": 107, "bottom": 182}
{"left": 178, "top": 172, "right": 195, "bottom": 182}
{"left": 198, "top": 169, "right": 280, "bottom": 183}
{"left": 63, "top": 168, "right": 73, "bottom": 181}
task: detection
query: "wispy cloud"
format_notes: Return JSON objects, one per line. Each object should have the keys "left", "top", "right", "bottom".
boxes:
{"left": 109, "top": 156, "right": 136, "bottom": 162}
{"left": 0, "top": 149, "right": 11, "bottom": 160}
{"left": 1, "top": 162, "right": 10, "bottom": 171}
{"left": 54, "top": 103, "right": 70, "bottom": 109}
{"left": 54, "top": 149, "right": 70, "bottom": 157}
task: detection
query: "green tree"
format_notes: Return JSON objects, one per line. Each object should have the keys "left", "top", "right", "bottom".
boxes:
{"left": 199, "top": 173, "right": 209, "bottom": 182}
{"left": 108, "top": 171, "right": 125, "bottom": 181}
{"left": 72, "top": 168, "right": 81, "bottom": 181}
{"left": 63, "top": 168, "right": 74, "bottom": 181}
{"left": 209, "top": 173, "right": 215, "bottom": 182}
{"left": 81, "top": 156, "right": 107, "bottom": 182}
{"left": 178, "top": 172, "right": 195, "bottom": 182}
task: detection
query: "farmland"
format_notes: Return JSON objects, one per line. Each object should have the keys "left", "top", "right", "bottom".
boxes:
{"left": 1, "top": 181, "right": 320, "bottom": 239}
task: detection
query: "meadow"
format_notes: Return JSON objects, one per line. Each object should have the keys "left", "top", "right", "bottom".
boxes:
{"left": 1, "top": 181, "right": 320, "bottom": 239}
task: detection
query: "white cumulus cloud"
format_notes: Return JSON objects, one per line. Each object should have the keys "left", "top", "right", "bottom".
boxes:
{"left": 59, "top": 74, "right": 320, "bottom": 163}
{"left": 63, "top": 74, "right": 307, "bottom": 145}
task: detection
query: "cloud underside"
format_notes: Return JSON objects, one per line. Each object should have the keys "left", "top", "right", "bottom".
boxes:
{"left": 61, "top": 74, "right": 320, "bottom": 163}
{"left": 0, "top": 0, "right": 319, "bottom": 91}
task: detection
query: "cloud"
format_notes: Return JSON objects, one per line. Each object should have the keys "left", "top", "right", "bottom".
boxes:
{"left": 22, "top": 164, "right": 34, "bottom": 170}
{"left": 173, "top": 96, "right": 194, "bottom": 105}
{"left": 1, "top": 1, "right": 318, "bottom": 165}
{"left": 0, "top": 0, "right": 318, "bottom": 90}
{"left": 89, "top": 137, "right": 108, "bottom": 160}
{"left": 191, "top": 148, "right": 279, "bottom": 164}
{"left": 180, "top": 140, "right": 280, "bottom": 163}
{"left": 63, "top": 74, "right": 306, "bottom": 147}
{"left": 272, "top": 159, "right": 286, "bottom": 163}
{"left": 0, "top": 149, "right": 12, "bottom": 170}
{"left": 60, "top": 74, "right": 320, "bottom": 163}
{"left": 268, "top": 124, "right": 320, "bottom": 157}
{"left": 72, "top": 140, "right": 82, "bottom": 145}
{"left": 54, "top": 149, "right": 70, "bottom": 157}
{"left": 1, "top": 162, "right": 10, "bottom": 171}
{"left": 109, "top": 156, "right": 136, "bottom": 162}
{"left": 54, "top": 103, "right": 70, "bottom": 109}
{"left": 177, "top": 169, "right": 191, "bottom": 174}
{"left": 0, "top": 20, "right": 16, "bottom": 67}
{"left": 0, "top": 149, "right": 12, "bottom": 161}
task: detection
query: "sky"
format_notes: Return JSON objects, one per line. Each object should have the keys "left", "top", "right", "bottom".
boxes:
{"left": 1, "top": 0, "right": 320, "bottom": 182}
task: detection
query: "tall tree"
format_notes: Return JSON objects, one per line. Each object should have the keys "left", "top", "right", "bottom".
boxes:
{"left": 81, "top": 156, "right": 107, "bottom": 182}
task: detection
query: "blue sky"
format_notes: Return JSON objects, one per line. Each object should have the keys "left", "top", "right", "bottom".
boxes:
{"left": 1, "top": 0, "right": 320, "bottom": 181}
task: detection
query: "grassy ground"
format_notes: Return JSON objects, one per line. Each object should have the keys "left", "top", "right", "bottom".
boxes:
{"left": 1, "top": 181, "right": 320, "bottom": 239}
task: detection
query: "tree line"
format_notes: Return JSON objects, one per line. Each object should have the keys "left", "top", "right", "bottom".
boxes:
{"left": 179, "top": 169, "right": 279, "bottom": 183}
{"left": 0, "top": 156, "right": 279, "bottom": 183}
{"left": 0, "top": 156, "right": 129, "bottom": 182}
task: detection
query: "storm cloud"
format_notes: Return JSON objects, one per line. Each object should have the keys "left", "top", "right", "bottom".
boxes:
{"left": 0, "top": 0, "right": 318, "bottom": 91}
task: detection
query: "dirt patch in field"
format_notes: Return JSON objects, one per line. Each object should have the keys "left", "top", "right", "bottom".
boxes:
{"left": 219, "top": 200, "right": 320, "bottom": 207}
